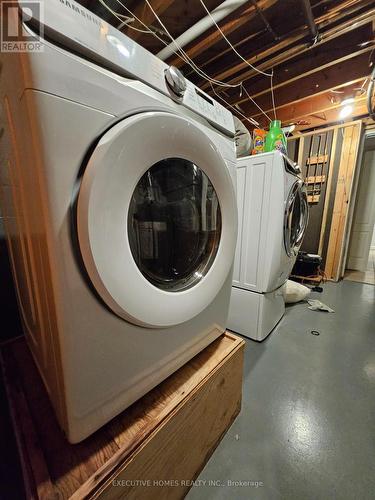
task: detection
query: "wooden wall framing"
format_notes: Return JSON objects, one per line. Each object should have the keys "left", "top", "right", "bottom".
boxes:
{"left": 289, "top": 120, "right": 362, "bottom": 281}
{"left": 324, "top": 123, "right": 362, "bottom": 280}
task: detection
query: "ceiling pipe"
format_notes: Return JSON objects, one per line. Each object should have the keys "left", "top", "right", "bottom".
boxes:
{"left": 157, "top": 0, "right": 248, "bottom": 61}
{"left": 250, "top": 0, "right": 279, "bottom": 41}
{"left": 301, "top": 0, "right": 319, "bottom": 43}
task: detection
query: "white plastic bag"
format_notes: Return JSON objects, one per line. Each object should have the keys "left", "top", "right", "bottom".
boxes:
{"left": 307, "top": 299, "right": 334, "bottom": 313}
{"left": 282, "top": 279, "right": 311, "bottom": 304}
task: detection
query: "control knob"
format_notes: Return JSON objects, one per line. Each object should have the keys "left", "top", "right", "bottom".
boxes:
{"left": 164, "top": 66, "right": 186, "bottom": 98}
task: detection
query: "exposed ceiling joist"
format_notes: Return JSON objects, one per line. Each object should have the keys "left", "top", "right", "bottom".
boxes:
{"left": 125, "top": 0, "right": 175, "bottom": 40}
{"left": 201, "top": 0, "right": 375, "bottom": 89}
{"left": 256, "top": 80, "right": 367, "bottom": 125}
{"left": 289, "top": 102, "right": 368, "bottom": 132}
{"left": 77, "top": 0, "right": 375, "bottom": 129}
{"left": 238, "top": 49, "right": 373, "bottom": 118}
{"left": 253, "top": 76, "right": 367, "bottom": 125}
{"left": 230, "top": 26, "right": 374, "bottom": 108}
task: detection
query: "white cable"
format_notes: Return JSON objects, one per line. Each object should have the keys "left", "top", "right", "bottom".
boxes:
{"left": 241, "top": 84, "right": 272, "bottom": 122}
{"left": 98, "top": 0, "right": 260, "bottom": 126}
{"left": 142, "top": 0, "right": 243, "bottom": 88}
{"left": 210, "top": 83, "right": 259, "bottom": 127}
{"left": 98, "top": 0, "right": 153, "bottom": 34}
{"left": 100, "top": 0, "right": 242, "bottom": 91}
{"left": 198, "top": 0, "right": 273, "bottom": 78}
{"left": 270, "top": 68, "right": 277, "bottom": 120}
{"left": 142, "top": 0, "right": 273, "bottom": 122}
{"left": 108, "top": 0, "right": 230, "bottom": 86}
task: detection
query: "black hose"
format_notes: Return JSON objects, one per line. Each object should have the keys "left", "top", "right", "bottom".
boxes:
{"left": 367, "top": 66, "right": 375, "bottom": 121}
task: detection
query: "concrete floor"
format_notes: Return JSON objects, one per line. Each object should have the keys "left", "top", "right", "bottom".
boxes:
{"left": 187, "top": 281, "right": 375, "bottom": 500}
{"left": 345, "top": 248, "right": 375, "bottom": 286}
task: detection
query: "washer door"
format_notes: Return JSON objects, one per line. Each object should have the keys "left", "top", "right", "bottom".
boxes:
{"left": 77, "top": 112, "right": 237, "bottom": 328}
{"left": 284, "top": 180, "right": 309, "bottom": 257}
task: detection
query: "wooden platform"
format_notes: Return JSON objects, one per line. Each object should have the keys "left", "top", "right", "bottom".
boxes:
{"left": 0, "top": 332, "right": 245, "bottom": 499}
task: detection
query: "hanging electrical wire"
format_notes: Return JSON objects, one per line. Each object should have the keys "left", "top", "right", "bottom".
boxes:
{"left": 141, "top": 0, "right": 274, "bottom": 123}
{"left": 210, "top": 83, "right": 259, "bottom": 127}
{"left": 198, "top": 0, "right": 273, "bottom": 78}
{"left": 98, "top": 0, "right": 151, "bottom": 33}
{"left": 100, "top": 0, "right": 242, "bottom": 90}
{"left": 141, "top": 0, "right": 244, "bottom": 88}
{"left": 98, "top": 0, "right": 264, "bottom": 127}
{"left": 241, "top": 85, "right": 272, "bottom": 122}
{"left": 270, "top": 69, "right": 277, "bottom": 120}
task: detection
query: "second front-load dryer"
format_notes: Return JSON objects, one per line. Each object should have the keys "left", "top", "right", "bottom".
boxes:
{"left": 228, "top": 151, "right": 308, "bottom": 341}
{"left": 0, "top": 0, "right": 237, "bottom": 442}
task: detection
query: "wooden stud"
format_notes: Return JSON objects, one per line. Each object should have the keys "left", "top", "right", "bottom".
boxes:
{"left": 297, "top": 136, "right": 305, "bottom": 168}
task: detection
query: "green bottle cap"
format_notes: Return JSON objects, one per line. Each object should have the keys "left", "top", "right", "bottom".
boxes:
{"left": 270, "top": 120, "right": 281, "bottom": 128}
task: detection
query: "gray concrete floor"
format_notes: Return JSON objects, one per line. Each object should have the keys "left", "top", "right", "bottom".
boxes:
{"left": 187, "top": 281, "right": 375, "bottom": 500}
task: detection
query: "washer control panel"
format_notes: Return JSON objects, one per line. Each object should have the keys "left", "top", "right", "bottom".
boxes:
{"left": 24, "top": 0, "right": 235, "bottom": 136}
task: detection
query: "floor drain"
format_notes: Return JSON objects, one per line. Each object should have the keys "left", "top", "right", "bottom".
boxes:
{"left": 311, "top": 330, "right": 320, "bottom": 336}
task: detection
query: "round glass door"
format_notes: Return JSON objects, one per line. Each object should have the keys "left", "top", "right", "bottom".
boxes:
{"left": 76, "top": 111, "right": 237, "bottom": 328}
{"left": 128, "top": 158, "right": 221, "bottom": 292}
{"left": 284, "top": 181, "right": 309, "bottom": 257}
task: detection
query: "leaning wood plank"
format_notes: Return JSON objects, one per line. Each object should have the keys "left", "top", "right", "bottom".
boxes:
{"left": 297, "top": 136, "right": 305, "bottom": 168}
{"left": 332, "top": 122, "right": 361, "bottom": 279}
{"left": 319, "top": 128, "right": 338, "bottom": 256}
{"left": 324, "top": 123, "right": 361, "bottom": 280}
{"left": 324, "top": 126, "right": 354, "bottom": 278}
{"left": 1, "top": 333, "right": 244, "bottom": 499}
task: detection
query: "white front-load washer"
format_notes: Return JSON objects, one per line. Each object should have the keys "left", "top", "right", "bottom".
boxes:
{"left": 228, "top": 151, "right": 308, "bottom": 341}
{"left": 0, "top": 0, "right": 237, "bottom": 442}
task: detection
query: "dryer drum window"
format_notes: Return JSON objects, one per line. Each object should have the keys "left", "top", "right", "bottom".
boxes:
{"left": 128, "top": 158, "right": 222, "bottom": 291}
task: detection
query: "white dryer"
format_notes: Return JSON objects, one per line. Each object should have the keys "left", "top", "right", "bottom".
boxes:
{"left": 228, "top": 151, "right": 308, "bottom": 341}
{"left": 0, "top": 0, "right": 237, "bottom": 442}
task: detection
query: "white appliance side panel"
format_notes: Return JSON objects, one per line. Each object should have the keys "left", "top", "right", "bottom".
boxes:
{"left": 234, "top": 154, "right": 274, "bottom": 291}
{"left": 232, "top": 164, "right": 246, "bottom": 286}
{"left": 260, "top": 153, "right": 294, "bottom": 292}
{"left": 241, "top": 161, "right": 265, "bottom": 289}
{"left": 257, "top": 286, "right": 285, "bottom": 341}
{"left": 228, "top": 286, "right": 285, "bottom": 341}
{"left": 227, "top": 286, "right": 260, "bottom": 338}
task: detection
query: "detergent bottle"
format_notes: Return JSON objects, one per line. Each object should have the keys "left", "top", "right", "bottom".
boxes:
{"left": 264, "top": 120, "right": 287, "bottom": 154}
